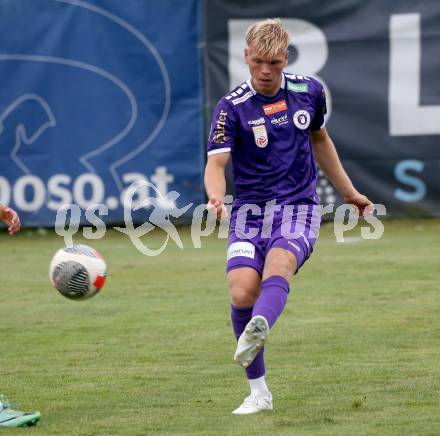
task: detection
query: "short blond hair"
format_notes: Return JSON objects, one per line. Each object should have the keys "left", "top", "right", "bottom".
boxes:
{"left": 245, "top": 19, "right": 290, "bottom": 57}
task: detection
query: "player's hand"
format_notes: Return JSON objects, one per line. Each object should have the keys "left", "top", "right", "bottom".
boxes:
{"left": 206, "top": 196, "right": 228, "bottom": 220}
{"left": 343, "top": 192, "right": 374, "bottom": 216}
{"left": 0, "top": 206, "right": 21, "bottom": 235}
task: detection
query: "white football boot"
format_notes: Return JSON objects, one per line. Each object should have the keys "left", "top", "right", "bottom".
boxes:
{"left": 234, "top": 315, "right": 269, "bottom": 368}
{"left": 232, "top": 392, "right": 273, "bottom": 415}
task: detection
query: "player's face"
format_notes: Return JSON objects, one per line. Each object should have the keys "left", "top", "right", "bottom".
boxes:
{"left": 245, "top": 45, "right": 288, "bottom": 96}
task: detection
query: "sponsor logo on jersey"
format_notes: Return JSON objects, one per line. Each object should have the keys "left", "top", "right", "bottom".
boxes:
{"left": 263, "top": 100, "right": 287, "bottom": 115}
{"left": 270, "top": 113, "right": 289, "bottom": 126}
{"left": 293, "top": 109, "right": 311, "bottom": 130}
{"left": 252, "top": 125, "right": 268, "bottom": 148}
{"left": 227, "top": 242, "right": 255, "bottom": 260}
{"left": 248, "top": 117, "right": 265, "bottom": 126}
{"left": 232, "top": 91, "right": 253, "bottom": 105}
{"left": 287, "top": 82, "right": 309, "bottom": 93}
{"left": 212, "top": 109, "right": 228, "bottom": 144}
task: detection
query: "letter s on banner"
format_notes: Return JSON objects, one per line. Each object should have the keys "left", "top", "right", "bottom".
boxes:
{"left": 394, "top": 159, "right": 426, "bottom": 202}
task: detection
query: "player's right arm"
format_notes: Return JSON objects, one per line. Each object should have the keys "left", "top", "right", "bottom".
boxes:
{"left": 204, "top": 152, "right": 230, "bottom": 219}
{"left": 205, "top": 97, "right": 237, "bottom": 219}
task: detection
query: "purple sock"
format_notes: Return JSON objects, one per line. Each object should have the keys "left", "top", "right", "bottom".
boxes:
{"left": 252, "top": 276, "right": 289, "bottom": 328}
{"left": 231, "top": 305, "right": 266, "bottom": 379}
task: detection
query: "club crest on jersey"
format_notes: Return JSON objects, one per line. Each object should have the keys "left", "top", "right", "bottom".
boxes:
{"left": 293, "top": 110, "right": 311, "bottom": 130}
{"left": 252, "top": 125, "right": 268, "bottom": 148}
{"left": 263, "top": 100, "right": 287, "bottom": 115}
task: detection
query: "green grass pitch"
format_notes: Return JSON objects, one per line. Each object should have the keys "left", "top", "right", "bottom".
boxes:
{"left": 0, "top": 219, "right": 439, "bottom": 435}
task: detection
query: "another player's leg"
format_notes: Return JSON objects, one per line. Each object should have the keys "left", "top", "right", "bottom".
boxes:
{"left": 0, "top": 395, "right": 41, "bottom": 428}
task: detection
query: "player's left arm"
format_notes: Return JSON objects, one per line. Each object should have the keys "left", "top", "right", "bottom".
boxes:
{"left": 0, "top": 204, "right": 21, "bottom": 235}
{"left": 311, "top": 128, "right": 373, "bottom": 214}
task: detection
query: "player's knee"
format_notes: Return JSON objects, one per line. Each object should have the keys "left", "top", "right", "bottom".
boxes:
{"left": 228, "top": 267, "right": 260, "bottom": 307}
{"left": 231, "top": 291, "right": 257, "bottom": 307}
{"left": 229, "top": 284, "right": 258, "bottom": 307}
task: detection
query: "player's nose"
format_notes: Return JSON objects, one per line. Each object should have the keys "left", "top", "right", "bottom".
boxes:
{"left": 261, "top": 64, "right": 271, "bottom": 75}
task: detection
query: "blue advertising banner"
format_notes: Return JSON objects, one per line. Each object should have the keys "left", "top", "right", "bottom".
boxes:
{"left": 0, "top": 0, "right": 204, "bottom": 227}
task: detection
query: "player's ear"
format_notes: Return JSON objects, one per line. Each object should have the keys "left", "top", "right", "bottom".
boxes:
{"left": 283, "top": 49, "right": 289, "bottom": 67}
{"left": 244, "top": 47, "right": 249, "bottom": 65}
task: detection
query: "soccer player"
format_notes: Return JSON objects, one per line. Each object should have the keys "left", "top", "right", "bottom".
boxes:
{"left": 204, "top": 19, "right": 372, "bottom": 414}
{"left": 0, "top": 204, "right": 41, "bottom": 427}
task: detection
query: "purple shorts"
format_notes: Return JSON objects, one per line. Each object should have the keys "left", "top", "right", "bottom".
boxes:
{"left": 226, "top": 203, "right": 321, "bottom": 276}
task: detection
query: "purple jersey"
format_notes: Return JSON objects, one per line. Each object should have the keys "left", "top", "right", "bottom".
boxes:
{"left": 207, "top": 73, "right": 327, "bottom": 206}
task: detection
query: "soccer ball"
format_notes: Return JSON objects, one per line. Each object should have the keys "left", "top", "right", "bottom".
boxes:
{"left": 49, "top": 244, "right": 107, "bottom": 301}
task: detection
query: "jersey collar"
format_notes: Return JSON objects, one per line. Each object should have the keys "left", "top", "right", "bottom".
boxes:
{"left": 246, "top": 73, "right": 286, "bottom": 96}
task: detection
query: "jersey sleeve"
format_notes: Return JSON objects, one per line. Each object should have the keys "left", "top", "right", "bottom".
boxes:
{"left": 207, "top": 99, "right": 237, "bottom": 156}
{"left": 310, "top": 81, "right": 327, "bottom": 130}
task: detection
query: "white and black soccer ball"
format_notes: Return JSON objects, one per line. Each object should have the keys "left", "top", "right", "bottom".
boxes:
{"left": 49, "top": 244, "right": 107, "bottom": 301}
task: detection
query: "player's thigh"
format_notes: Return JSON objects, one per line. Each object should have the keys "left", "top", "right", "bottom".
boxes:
{"left": 227, "top": 267, "right": 261, "bottom": 307}
{"left": 262, "top": 247, "right": 297, "bottom": 281}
